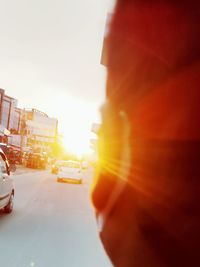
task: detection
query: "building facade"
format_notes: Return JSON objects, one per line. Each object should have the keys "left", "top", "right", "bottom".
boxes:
{"left": 0, "top": 89, "right": 58, "bottom": 153}
{"left": 25, "top": 109, "right": 58, "bottom": 153}
{"left": 12, "top": 107, "right": 23, "bottom": 133}
{"left": 0, "top": 89, "right": 18, "bottom": 141}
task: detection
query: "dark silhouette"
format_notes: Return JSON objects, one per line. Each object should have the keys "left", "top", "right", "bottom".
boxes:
{"left": 92, "top": 1, "right": 200, "bottom": 266}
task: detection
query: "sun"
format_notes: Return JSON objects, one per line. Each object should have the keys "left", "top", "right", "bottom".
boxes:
{"left": 62, "top": 135, "right": 91, "bottom": 157}
{"left": 58, "top": 95, "right": 97, "bottom": 157}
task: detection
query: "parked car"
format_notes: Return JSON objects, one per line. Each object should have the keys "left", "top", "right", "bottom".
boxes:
{"left": 0, "top": 143, "right": 17, "bottom": 173}
{"left": 57, "top": 160, "right": 83, "bottom": 184}
{"left": 0, "top": 143, "right": 15, "bottom": 164}
{"left": 26, "top": 153, "right": 47, "bottom": 169}
{"left": 0, "top": 149, "right": 14, "bottom": 213}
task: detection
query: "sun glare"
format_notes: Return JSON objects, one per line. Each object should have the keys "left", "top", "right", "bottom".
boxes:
{"left": 57, "top": 94, "right": 98, "bottom": 157}
{"left": 62, "top": 135, "right": 91, "bottom": 157}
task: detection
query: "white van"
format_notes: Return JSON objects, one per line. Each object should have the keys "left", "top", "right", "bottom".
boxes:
{"left": 0, "top": 149, "right": 14, "bottom": 213}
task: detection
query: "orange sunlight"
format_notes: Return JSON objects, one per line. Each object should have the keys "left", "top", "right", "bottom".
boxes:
{"left": 62, "top": 135, "right": 91, "bottom": 157}
{"left": 57, "top": 94, "right": 98, "bottom": 157}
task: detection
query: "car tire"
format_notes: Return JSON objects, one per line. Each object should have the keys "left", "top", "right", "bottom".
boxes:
{"left": 4, "top": 194, "right": 14, "bottom": 214}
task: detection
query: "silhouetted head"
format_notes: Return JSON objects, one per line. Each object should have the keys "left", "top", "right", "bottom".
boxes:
{"left": 92, "top": 1, "right": 200, "bottom": 266}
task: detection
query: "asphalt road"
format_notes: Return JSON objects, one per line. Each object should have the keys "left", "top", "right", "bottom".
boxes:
{"left": 0, "top": 169, "right": 111, "bottom": 267}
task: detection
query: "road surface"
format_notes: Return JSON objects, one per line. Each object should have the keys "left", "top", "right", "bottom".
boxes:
{"left": 0, "top": 168, "right": 111, "bottom": 267}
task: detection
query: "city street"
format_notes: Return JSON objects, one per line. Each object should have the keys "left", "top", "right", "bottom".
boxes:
{"left": 0, "top": 168, "right": 111, "bottom": 267}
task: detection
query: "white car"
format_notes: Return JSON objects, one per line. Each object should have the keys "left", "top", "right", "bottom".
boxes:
{"left": 57, "top": 160, "right": 83, "bottom": 184}
{"left": 0, "top": 149, "right": 14, "bottom": 213}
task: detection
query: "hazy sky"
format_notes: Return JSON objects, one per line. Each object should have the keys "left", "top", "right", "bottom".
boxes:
{"left": 0, "top": 0, "right": 115, "bottom": 142}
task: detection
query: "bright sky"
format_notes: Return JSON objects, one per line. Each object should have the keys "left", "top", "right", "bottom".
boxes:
{"left": 0, "top": 0, "right": 115, "bottom": 155}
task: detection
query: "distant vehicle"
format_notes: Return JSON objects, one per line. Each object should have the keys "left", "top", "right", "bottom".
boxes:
{"left": 51, "top": 160, "right": 72, "bottom": 174}
{"left": 51, "top": 159, "right": 70, "bottom": 174}
{"left": 51, "top": 161, "right": 60, "bottom": 174}
{"left": 81, "top": 161, "right": 89, "bottom": 170}
{"left": 0, "top": 149, "right": 14, "bottom": 213}
{"left": 57, "top": 160, "right": 83, "bottom": 184}
{"left": 26, "top": 153, "right": 47, "bottom": 169}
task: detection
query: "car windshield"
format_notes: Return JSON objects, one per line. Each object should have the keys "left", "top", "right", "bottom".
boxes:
{"left": 0, "top": 1, "right": 114, "bottom": 267}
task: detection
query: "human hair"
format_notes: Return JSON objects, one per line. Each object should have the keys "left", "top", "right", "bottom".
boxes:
{"left": 106, "top": 0, "right": 200, "bottom": 112}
